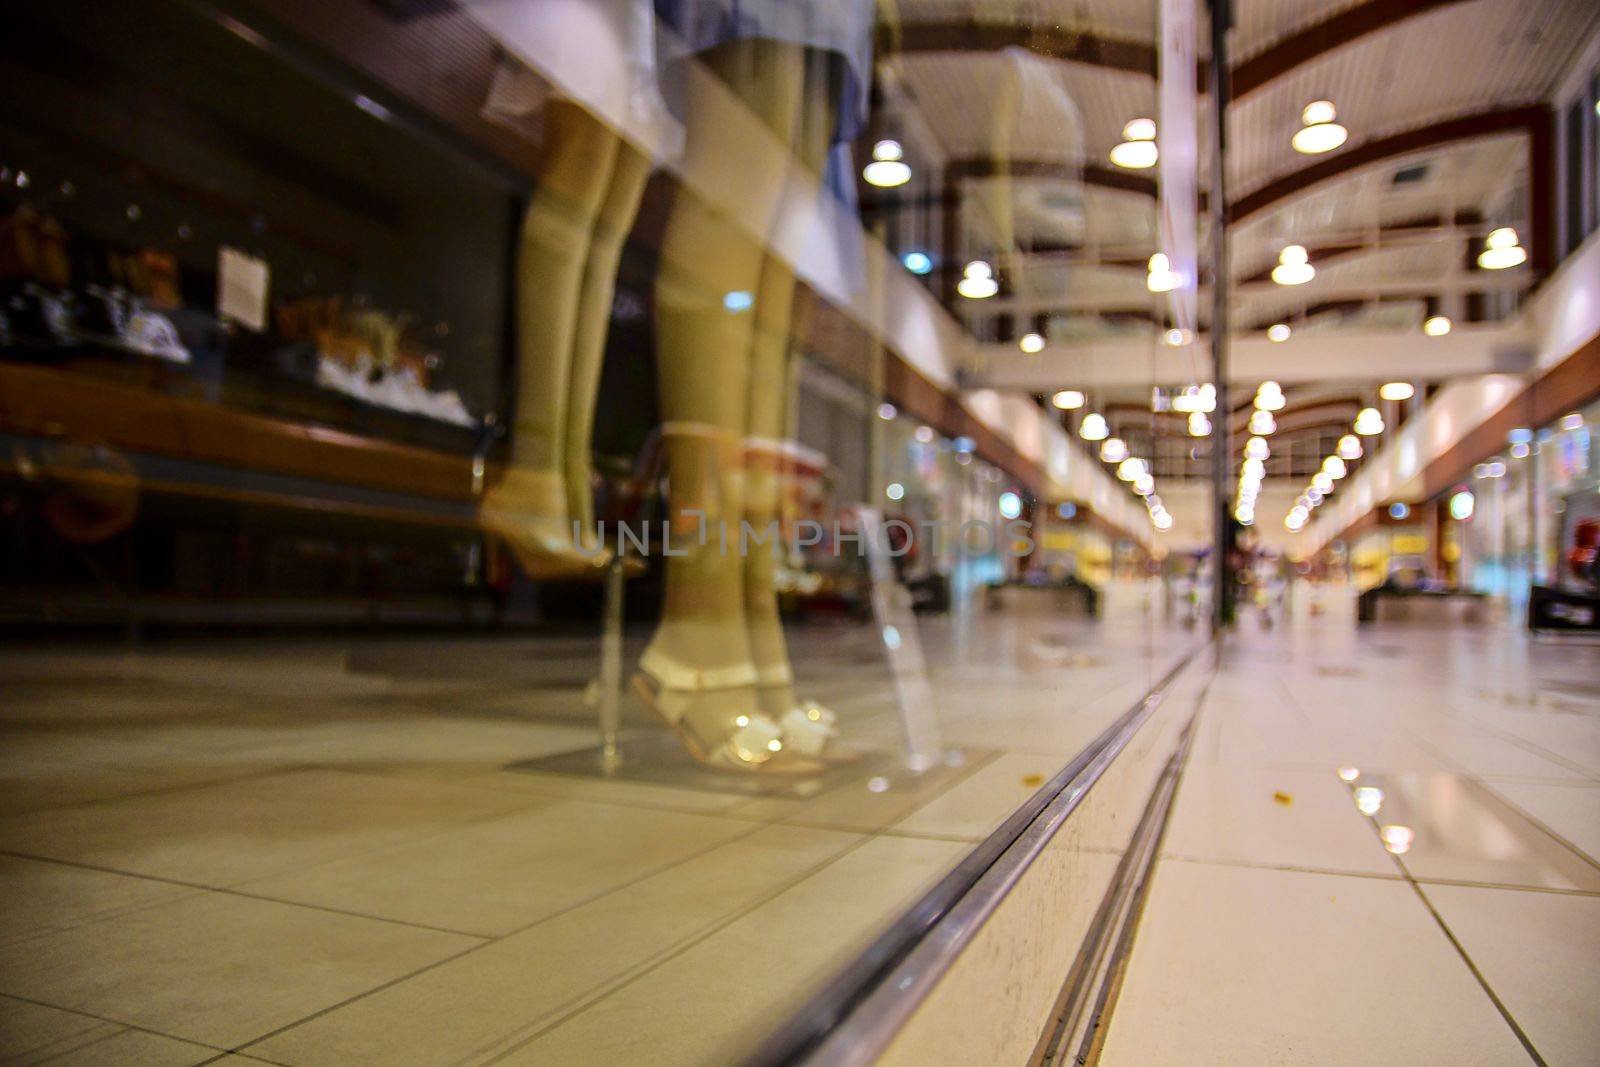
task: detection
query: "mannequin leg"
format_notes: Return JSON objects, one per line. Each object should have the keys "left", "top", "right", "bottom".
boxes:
{"left": 481, "top": 101, "right": 619, "bottom": 575}
{"left": 641, "top": 39, "right": 810, "bottom": 766}
{"left": 744, "top": 57, "right": 838, "bottom": 722}
{"left": 564, "top": 139, "right": 651, "bottom": 533}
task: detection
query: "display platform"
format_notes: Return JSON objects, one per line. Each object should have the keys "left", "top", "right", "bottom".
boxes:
{"left": 506, "top": 729, "right": 995, "bottom": 800}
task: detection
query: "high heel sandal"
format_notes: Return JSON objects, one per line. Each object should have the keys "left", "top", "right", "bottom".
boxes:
{"left": 756, "top": 663, "right": 852, "bottom": 762}
{"left": 479, "top": 467, "right": 614, "bottom": 579}
{"left": 632, "top": 650, "right": 823, "bottom": 775}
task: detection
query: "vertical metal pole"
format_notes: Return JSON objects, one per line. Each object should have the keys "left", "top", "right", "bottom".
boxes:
{"left": 597, "top": 554, "right": 625, "bottom": 771}
{"left": 1208, "top": 0, "right": 1234, "bottom": 633}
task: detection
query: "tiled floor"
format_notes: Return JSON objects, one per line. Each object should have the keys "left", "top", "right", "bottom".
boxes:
{"left": 0, "top": 603, "right": 1194, "bottom": 1065}
{"left": 1104, "top": 621, "right": 1600, "bottom": 1066}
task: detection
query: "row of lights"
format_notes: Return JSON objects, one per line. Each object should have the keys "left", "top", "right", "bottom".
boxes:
{"left": 1108, "top": 100, "right": 1347, "bottom": 170}
{"left": 1108, "top": 100, "right": 1345, "bottom": 170}
{"left": 1047, "top": 389, "right": 1173, "bottom": 530}
{"left": 1233, "top": 382, "right": 1286, "bottom": 525}
{"left": 1284, "top": 396, "right": 1396, "bottom": 530}
{"left": 1264, "top": 314, "right": 1453, "bottom": 342}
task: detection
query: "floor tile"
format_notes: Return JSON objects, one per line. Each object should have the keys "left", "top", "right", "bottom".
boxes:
{"left": 1486, "top": 781, "right": 1600, "bottom": 864}
{"left": 1423, "top": 883, "right": 1600, "bottom": 1066}
{"left": 0, "top": 854, "right": 197, "bottom": 946}
{"left": 890, "top": 751, "right": 1083, "bottom": 841}
{"left": 495, "top": 834, "right": 968, "bottom": 1065}
{"left": 0, "top": 995, "right": 122, "bottom": 1062}
{"left": 238, "top": 798, "right": 754, "bottom": 936}
{"left": 32, "top": 1027, "right": 225, "bottom": 1066}
{"left": 1346, "top": 773, "right": 1600, "bottom": 891}
{"left": 1100, "top": 862, "right": 1528, "bottom": 1065}
{"left": 0, "top": 769, "right": 535, "bottom": 887}
{"left": 0, "top": 890, "right": 479, "bottom": 1049}
{"left": 250, "top": 825, "right": 860, "bottom": 1066}
{"left": 1162, "top": 765, "right": 1394, "bottom": 875}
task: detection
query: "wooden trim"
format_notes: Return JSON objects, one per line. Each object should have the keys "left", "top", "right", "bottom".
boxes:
{"left": 1318, "top": 329, "right": 1600, "bottom": 549}
{"left": 1421, "top": 330, "right": 1600, "bottom": 500}
{"left": 1231, "top": 0, "right": 1471, "bottom": 100}
{"left": 0, "top": 363, "right": 477, "bottom": 502}
{"left": 1229, "top": 107, "right": 1544, "bottom": 225}
{"left": 877, "top": 22, "right": 1156, "bottom": 78}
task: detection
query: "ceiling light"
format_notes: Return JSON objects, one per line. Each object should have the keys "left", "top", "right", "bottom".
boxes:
{"left": 1271, "top": 245, "right": 1315, "bottom": 286}
{"left": 1188, "top": 412, "right": 1211, "bottom": 437}
{"left": 1337, "top": 434, "right": 1363, "bottom": 460}
{"left": 1079, "top": 412, "right": 1109, "bottom": 441}
{"left": 1354, "top": 407, "right": 1384, "bottom": 435}
{"left": 1164, "top": 328, "right": 1191, "bottom": 346}
{"left": 1133, "top": 473, "right": 1155, "bottom": 495}
{"left": 1484, "top": 460, "right": 1506, "bottom": 478}
{"left": 1249, "top": 409, "right": 1277, "bottom": 436}
{"left": 877, "top": 402, "right": 897, "bottom": 420}
{"left": 1153, "top": 512, "right": 1173, "bottom": 530}
{"left": 1110, "top": 118, "right": 1159, "bottom": 169}
{"left": 1378, "top": 381, "right": 1415, "bottom": 401}
{"left": 1477, "top": 227, "right": 1527, "bottom": 270}
{"left": 1267, "top": 323, "right": 1291, "bottom": 342}
{"left": 1423, "top": 315, "right": 1451, "bottom": 337}
{"left": 1323, "top": 455, "right": 1347, "bottom": 479}
{"left": 957, "top": 260, "right": 998, "bottom": 299}
{"left": 1100, "top": 437, "right": 1129, "bottom": 463}
{"left": 1292, "top": 100, "right": 1348, "bottom": 155}
{"left": 1312, "top": 471, "right": 1334, "bottom": 493}
{"left": 1146, "top": 253, "right": 1178, "bottom": 293}
{"left": 1019, "top": 332, "right": 1045, "bottom": 354}
{"left": 915, "top": 425, "right": 935, "bottom": 443}
{"left": 902, "top": 251, "right": 933, "bottom": 275}
{"left": 1245, "top": 436, "right": 1270, "bottom": 461}
{"left": 1117, "top": 457, "right": 1147, "bottom": 481}
{"left": 1052, "top": 389, "right": 1085, "bottom": 410}
{"left": 1254, "top": 389, "right": 1285, "bottom": 412}
{"left": 862, "top": 140, "right": 912, "bottom": 187}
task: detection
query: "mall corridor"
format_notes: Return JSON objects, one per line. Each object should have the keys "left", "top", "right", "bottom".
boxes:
{"left": 3, "top": 0, "right": 1600, "bottom": 1062}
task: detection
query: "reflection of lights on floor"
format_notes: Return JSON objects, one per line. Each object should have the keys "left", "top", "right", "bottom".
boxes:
{"left": 1380, "top": 824, "right": 1415, "bottom": 854}
{"left": 1354, "top": 786, "right": 1383, "bottom": 816}
{"left": 1337, "top": 766, "right": 1360, "bottom": 783}
{"left": 868, "top": 776, "right": 890, "bottom": 793}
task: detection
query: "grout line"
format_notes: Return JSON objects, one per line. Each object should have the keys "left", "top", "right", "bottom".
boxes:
{"left": 0, "top": 850, "right": 493, "bottom": 941}
{"left": 475, "top": 829, "right": 891, "bottom": 1065}
{"left": 0, "top": 992, "right": 234, "bottom": 1061}
{"left": 1159, "top": 854, "right": 1407, "bottom": 882}
{"left": 1345, "top": 788, "right": 1550, "bottom": 1066}
{"left": 224, "top": 818, "right": 781, "bottom": 1058}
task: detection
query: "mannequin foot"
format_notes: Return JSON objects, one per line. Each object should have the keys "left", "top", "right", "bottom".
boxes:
{"left": 633, "top": 652, "right": 824, "bottom": 775}
{"left": 752, "top": 663, "right": 850, "bottom": 762}
{"left": 479, "top": 467, "right": 612, "bottom": 579}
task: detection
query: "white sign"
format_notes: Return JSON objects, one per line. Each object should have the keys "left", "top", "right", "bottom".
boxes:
{"left": 217, "top": 246, "right": 269, "bottom": 332}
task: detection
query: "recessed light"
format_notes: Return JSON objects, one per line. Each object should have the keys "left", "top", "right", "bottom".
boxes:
{"left": 1267, "top": 323, "right": 1291, "bottom": 342}
{"left": 1378, "top": 381, "right": 1414, "bottom": 401}
{"left": 863, "top": 140, "right": 912, "bottom": 187}
{"left": 1110, "top": 118, "right": 1158, "bottom": 169}
{"left": 1271, "top": 245, "right": 1314, "bottom": 286}
{"left": 1292, "top": 101, "right": 1348, "bottom": 154}
{"left": 1052, "top": 389, "right": 1085, "bottom": 410}
{"left": 1423, "top": 315, "right": 1452, "bottom": 337}
{"left": 1019, "top": 332, "right": 1045, "bottom": 354}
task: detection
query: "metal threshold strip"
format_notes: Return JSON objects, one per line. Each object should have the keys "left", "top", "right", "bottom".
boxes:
{"left": 742, "top": 642, "right": 1211, "bottom": 1067}
{"left": 1031, "top": 687, "right": 1206, "bottom": 1065}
